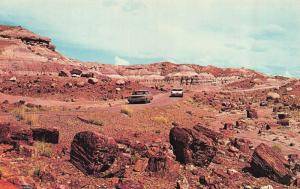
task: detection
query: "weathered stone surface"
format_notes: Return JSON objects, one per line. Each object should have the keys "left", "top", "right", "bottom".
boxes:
{"left": 116, "top": 180, "right": 144, "bottom": 189}
{"left": 31, "top": 128, "right": 59, "bottom": 144}
{"left": 0, "top": 123, "right": 33, "bottom": 148}
{"left": 70, "top": 131, "right": 121, "bottom": 178}
{"left": 88, "top": 78, "right": 98, "bottom": 84}
{"left": 250, "top": 143, "right": 293, "bottom": 185}
{"left": 169, "top": 126, "right": 218, "bottom": 167}
{"left": 146, "top": 152, "right": 168, "bottom": 173}
{"left": 81, "top": 72, "right": 94, "bottom": 78}
{"left": 277, "top": 119, "right": 289, "bottom": 126}
{"left": 70, "top": 69, "right": 82, "bottom": 76}
{"left": 58, "top": 70, "right": 69, "bottom": 77}
{"left": 246, "top": 108, "right": 258, "bottom": 119}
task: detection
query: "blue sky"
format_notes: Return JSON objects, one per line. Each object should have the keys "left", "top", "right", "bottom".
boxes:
{"left": 0, "top": 0, "right": 299, "bottom": 77}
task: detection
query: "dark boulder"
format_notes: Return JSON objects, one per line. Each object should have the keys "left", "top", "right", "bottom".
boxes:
{"left": 70, "top": 131, "right": 121, "bottom": 178}
{"left": 0, "top": 123, "right": 33, "bottom": 149}
{"left": 70, "top": 69, "right": 82, "bottom": 76}
{"left": 169, "top": 126, "right": 218, "bottom": 167}
{"left": 31, "top": 128, "right": 59, "bottom": 144}
{"left": 146, "top": 152, "right": 168, "bottom": 172}
{"left": 246, "top": 108, "right": 258, "bottom": 119}
{"left": 81, "top": 72, "right": 94, "bottom": 78}
{"left": 58, "top": 70, "right": 69, "bottom": 77}
{"left": 250, "top": 143, "right": 293, "bottom": 185}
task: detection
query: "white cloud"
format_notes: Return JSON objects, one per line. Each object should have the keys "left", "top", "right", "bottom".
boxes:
{"left": 114, "top": 56, "right": 129, "bottom": 66}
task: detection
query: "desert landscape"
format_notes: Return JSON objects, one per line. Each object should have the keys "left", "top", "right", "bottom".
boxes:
{"left": 0, "top": 25, "right": 299, "bottom": 189}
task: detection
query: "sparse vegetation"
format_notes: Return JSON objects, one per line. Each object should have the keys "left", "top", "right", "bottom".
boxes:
{"left": 152, "top": 115, "right": 169, "bottom": 124}
{"left": 121, "top": 106, "right": 133, "bottom": 117}
{"left": 271, "top": 144, "right": 282, "bottom": 154}
{"left": 33, "top": 166, "right": 42, "bottom": 177}
{"left": 77, "top": 116, "right": 103, "bottom": 126}
{"left": 11, "top": 107, "right": 39, "bottom": 126}
{"left": 34, "top": 142, "right": 53, "bottom": 157}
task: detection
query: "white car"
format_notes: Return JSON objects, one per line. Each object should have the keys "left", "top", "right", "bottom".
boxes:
{"left": 170, "top": 88, "right": 184, "bottom": 97}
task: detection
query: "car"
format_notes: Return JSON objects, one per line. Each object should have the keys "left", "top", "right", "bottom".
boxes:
{"left": 128, "top": 90, "right": 153, "bottom": 104}
{"left": 170, "top": 88, "right": 184, "bottom": 97}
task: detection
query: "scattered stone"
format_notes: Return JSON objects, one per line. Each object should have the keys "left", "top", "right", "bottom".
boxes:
{"left": 70, "top": 69, "right": 82, "bottom": 76}
{"left": 116, "top": 180, "right": 144, "bottom": 189}
{"left": 176, "top": 175, "right": 189, "bottom": 189}
{"left": 250, "top": 143, "right": 293, "bottom": 185}
{"left": 75, "top": 81, "right": 85, "bottom": 87}
{"left": 58, "top": 70, "right": 69, "bottom": 77}
{"left": 277, "top": 119, "right": 289, "bottom": 126}
{"left": 246, "top": 108, "right": 258, "bottom": 119}
{"left": 133, "top": 158, "right": 148, "bottom": 172}
{"left": 88, "top": 78, "right": 98, "bottom": 84}
{"left": 277, "top": 112, "right": 288, "bottom": 120}
{"left": 260, "top": 185, "right": 273, "bottom": 189}
{"left": 9, "top": 76, "right": 17, "bottom": 82}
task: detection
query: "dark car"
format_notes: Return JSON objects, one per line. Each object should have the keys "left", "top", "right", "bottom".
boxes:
{"left": 128, "top": 90, "right": 153, "bottom": 104}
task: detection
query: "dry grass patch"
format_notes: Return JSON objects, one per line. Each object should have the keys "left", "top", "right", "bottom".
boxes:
{"left": 152, "top": 115, "right": 169, "bottom": 124}
{"left": 34, "top": 142, "right": 53, "bottom": 157}
{"left": 11, "top": 107, "right": 39, "bottom": 126}
{"left": 121, "top": 106, "right": 133, "bottom": 117}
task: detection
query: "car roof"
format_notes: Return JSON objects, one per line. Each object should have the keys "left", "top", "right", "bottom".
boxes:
{"left": 134, "top": 90, "right": 149, "bottom": 92}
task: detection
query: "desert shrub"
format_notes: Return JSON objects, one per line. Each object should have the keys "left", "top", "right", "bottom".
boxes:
{"left": 33, "top": 166, "right": 42, "bottom": 177}
{"left": 12, "top": 107, "right": 39, "bottom": 126}
{"left": 152, "top": 115, "right": 169, "bottom": 124}
{"left": 77, "top": 116, "right": 103, "bottom": 126}
{"left": 87, "top": 119, "right": 103, "bottom": 126}
{"left": 120, "top": 106, "right": 133, "bottom": 117}
{"left": 34, "top": 142, "right": 53, "bottom": 157}
{"left": 271, "top": 144, "right": 282, "bottom": 154}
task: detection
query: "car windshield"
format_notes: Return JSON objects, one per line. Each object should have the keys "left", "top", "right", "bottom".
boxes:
{"left": 132, "top": 91, "right": 148, "bottom": 95}
{"left": 172, "top": 89, "right": 183, "bottom": 91}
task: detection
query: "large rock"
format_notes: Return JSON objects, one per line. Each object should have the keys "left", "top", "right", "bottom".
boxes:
{"left": 88, "top": 78, "right": 98, "bottom": 84}
{"left": 251, "top": 143, "right": 293, "bottom": 185}
{"left": 0, "top": 123, "right": 33, "bottom": 148}
{"left": 70, "top": 69, "right": 82, "bottom": 76}
{"left": 31, "top": 128, "right": 59, "bottom": 144}
{"left": 169, "top": 125, "right": 218, "bottom": 167}
{"left": 70, "top": 131, "right": 121, "bottom": 177}
{"left": 58, "top": 70, "right": 69, "bottom": 77}
{"left": 246, "top": 108, "right": 258, "bottom": 119}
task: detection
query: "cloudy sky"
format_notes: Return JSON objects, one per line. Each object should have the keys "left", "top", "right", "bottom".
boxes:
{"left": 0, "top": 0, "right": 299, "bottom": 77}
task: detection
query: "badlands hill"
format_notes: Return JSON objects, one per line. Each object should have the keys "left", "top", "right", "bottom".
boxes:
{"left": 0, "top": 25, "right": 300, "bottom": 189}
{"left": 0, "top": 25, "right": 265, "bottom": 80}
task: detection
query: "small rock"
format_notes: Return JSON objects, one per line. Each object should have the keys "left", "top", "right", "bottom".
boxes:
{"left": 176, "top": 175, "right": 189, "bottom": 189}
{"left": 88, "top": 78, "right": 98, "bottom": 84}
{"left": 260, "top": 185, "right": 273, "bottom": 189}
{"left": 9, "top": 76, "right": 17, "bottom": 82}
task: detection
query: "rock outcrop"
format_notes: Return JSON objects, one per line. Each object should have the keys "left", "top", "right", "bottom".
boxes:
{"left": 169, "top": 125, "right": 219, "bottom": 167}
{"left": 70, "top": 131, "right": 121, "bottom": 178}
{"left": 251, "top": 143, "right": 293, "bottom": 185}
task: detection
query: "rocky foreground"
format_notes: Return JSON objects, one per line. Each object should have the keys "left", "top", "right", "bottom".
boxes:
{"left": 0, "top": 25, "right": 299, "bottom": 189}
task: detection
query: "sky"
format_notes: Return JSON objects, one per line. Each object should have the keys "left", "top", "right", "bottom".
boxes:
{"left": 0, "top": 0, "right": 299, "bottom": 77}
